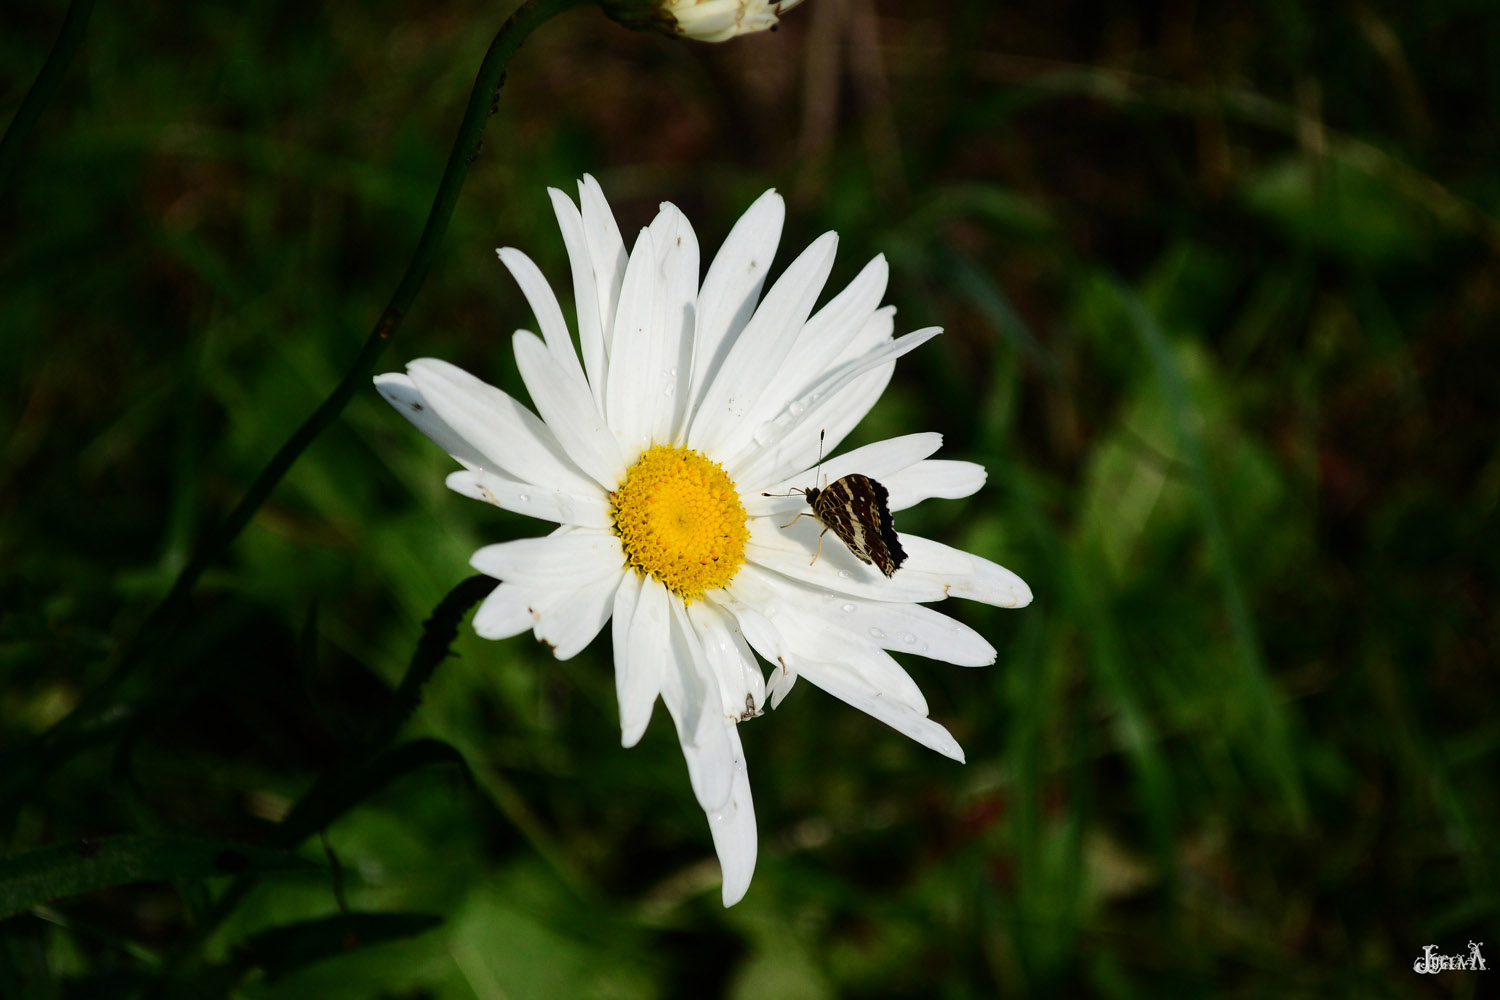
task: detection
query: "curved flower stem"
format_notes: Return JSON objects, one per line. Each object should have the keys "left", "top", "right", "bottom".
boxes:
{"left": 0, "top": 0, "right": 587, "bottom": 815}
{"left": 0, "top": 0, "right": 97, "bottom": 193}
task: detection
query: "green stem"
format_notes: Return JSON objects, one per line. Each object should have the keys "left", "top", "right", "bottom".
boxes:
{"left": 0, "top": 0, "right": 97, "bottom": 193}
{"left": 0, "top": 0, "right": 586, "bottom": 818}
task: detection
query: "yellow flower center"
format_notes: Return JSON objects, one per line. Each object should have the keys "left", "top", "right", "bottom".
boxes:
{"left": 610, "top": 445, "right": 749, "bottom": 601}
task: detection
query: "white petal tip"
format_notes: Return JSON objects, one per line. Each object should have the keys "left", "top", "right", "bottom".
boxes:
{"left": 620, "top": 718, "right": 649, "bottom": 748}
{"left": 475, "top": 618, "right": 527, "bottom": 641}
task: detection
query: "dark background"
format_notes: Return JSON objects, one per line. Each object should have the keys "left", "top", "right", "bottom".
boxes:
{"left": 2, "top": 0, "right": 1498, "bottom": 996}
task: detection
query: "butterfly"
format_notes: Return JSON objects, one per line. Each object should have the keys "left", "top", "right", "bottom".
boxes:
{"left": 763, "top": 431, "right": 908, "bottom": 577}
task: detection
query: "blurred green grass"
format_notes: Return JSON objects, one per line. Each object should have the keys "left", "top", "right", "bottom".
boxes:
{"left": 3, "top": 0, "right": 1499, "bottom": 997}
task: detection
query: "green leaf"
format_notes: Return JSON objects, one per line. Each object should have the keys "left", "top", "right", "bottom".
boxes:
{"left": 240, "top": 911, "right": 443, "bottom": 981}
{"left": 0, "top": 836, "right": 315, "bottom": 919}
{"left": 280, "top": 737, "right": 472, "bottom": 844}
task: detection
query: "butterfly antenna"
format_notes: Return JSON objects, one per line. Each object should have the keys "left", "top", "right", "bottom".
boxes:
{"left": 760, "top": 429, "right": 829, "bottom": 499}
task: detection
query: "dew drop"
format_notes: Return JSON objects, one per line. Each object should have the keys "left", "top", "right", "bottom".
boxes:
{"left": 838, "top": 570, "right": 852, "bottom": 579}
{"left": 752, "top": 424, "right": 776, "bottom": 446}
{"left": 669, "top": 366, "right": 679, "bottom": 377}
{"left": 841, "top": 602, "right": 856, "bottom": 614}
{"left": 919, "top": 642, "right": 930, "bottom": 653}
{"left": 809, "top": 392, "right": 823, "bottom": 404}
{"left": 902, "top": 632, "right": 917, "bottom": 645}
{"left": 869, "top": 627, "right": 887, "bottom": 640}
{"left": 662, "top": 385, "right": 674, "bottom": 397}
{"left": 518, "top": 492, "right": 530, "bottom": 502}
{"left": 788, "top": 400, "right": 806, "bottom": 416}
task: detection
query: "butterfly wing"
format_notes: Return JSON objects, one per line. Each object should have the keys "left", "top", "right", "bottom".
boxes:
{"left": 815, "top": 475, "right": 907, "bottom": 577}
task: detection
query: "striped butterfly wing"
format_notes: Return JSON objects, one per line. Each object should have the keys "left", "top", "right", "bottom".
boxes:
{"left": 810, "top": 474, "right": 908, "bottom": 577}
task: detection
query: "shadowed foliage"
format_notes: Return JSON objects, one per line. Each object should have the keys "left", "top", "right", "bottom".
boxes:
{"left": 2, "top": 0, "right": 1497, "bottom": 996}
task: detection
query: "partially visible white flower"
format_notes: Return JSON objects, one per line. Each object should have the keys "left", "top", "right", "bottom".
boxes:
{"left": 665, "top": 0, "right": 805, "bottom": 41}
{"left": 375, "top": 175, "right": 1030, "bottom": 906}
{"left": 601, "top": 0, "right": 805, "bottom": 42}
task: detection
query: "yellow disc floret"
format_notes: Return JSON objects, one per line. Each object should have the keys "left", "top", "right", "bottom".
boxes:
{"left": 610, "top": 445, "right": 749, "bottom": 601}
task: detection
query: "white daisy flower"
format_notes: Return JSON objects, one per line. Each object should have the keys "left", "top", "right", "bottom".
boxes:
{"left": 374, "top": 175, "right": 1031, "bottom": 906}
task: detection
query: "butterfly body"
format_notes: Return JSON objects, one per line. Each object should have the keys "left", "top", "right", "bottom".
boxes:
{"left": 801, "top": 474, "right": 907, "bottom": 577}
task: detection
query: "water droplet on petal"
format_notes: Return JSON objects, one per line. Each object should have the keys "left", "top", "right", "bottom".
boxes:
{"left": 838, "top": 570, "right": 852, "bottom": 579}
{"left": 788, "top": 400, "right": 806, "bottom": 416}
{"left": 810, "top": 392, "right": 823, "bottom": 403}
{"left": 669, "top": 366, "right": 679, "bottom": 377}
{"left": 902, "top": 632, "right": 917, "bottom": 644}
{"left": 841, "top": 602, "right": 856, "bottom": 614}
{"left": 662, "top": 385, "right": 674, "bottom": 397}
{"left": 869, "top": 627, "right": 887, "bottom": 640}
{"left": 919, "top": 642, "right": 930, "bottom": 653}
{"left": 518, "top": 492, "right": 530, "bottom": 502}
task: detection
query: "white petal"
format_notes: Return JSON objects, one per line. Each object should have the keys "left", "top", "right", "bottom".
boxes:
{"left": 881, "top": 460, "right": 987, "bottom": 512}
{"left": 721, "top": 602, "right": 798, "bottom": 709}
{"left": 750, "top": 255, "right": 889, "bottom": 425}
{"left": 735, "top": 566, "right": 995, "bottom": 666}
{"left": 617, "top": 573, "right": 669, "bottom": 747}
{"left": 734, "top": 365, "right": 896, "bottom": 489}
{"left": 705, "top": 720, "right": 756, "bottom": 906}
{"left": 534, "top": 572, "right": 619, "bottom": 660}
{"left": 472, "top": 582, "right": 534, "bottom": 640}
{"left": 728, "top": 325, "right": 939, "bottom": 485}
{"left": 512, "top": 330, "right": 625, "bottom": 487}
{"left": 497, "top": 247, "right": 588, "bottom": 388}
{"left": 405, "top": 359, "right": 596, "bottom": 495}
{"left": 605, "top": 205, "right": 699, "bottom": 446}
{"left": 688, "top": 231, "right": 838, "bottom": 456}
{"left": 834, "top": 303, "right": 899, "bottom": 365}
{"left": 610, "top": 571, "right": 649, "bottom": 746}
{"left": 690, "top": 189, "right": 784, "bottom": 413}
{"left": 901, "top": 535, "right": 1034, "bottom": 609}
{"left": 373, "top": 373, "right": 488, "bottom": 470}
{"left": 745, "top": 509, "right": 951, "bottom": 604}
{"left": 604, "top": 226, "right": 658, "bottom": 452}
{"left": 663, "top": 601, "right": 732, "bottom": 813}
{"left": 688, "top": 600, "right": 767, "bottom": 717}
{"left": 853, "top": 600, "right": 994, "bottom": 666}
{"left": 790, "top": 255, "right": 888, "bottom": 375}
{"left": 765, "top": 661, "right": 798, "bottom": 709}
{"left": 547, "top": 187, "right": 609, "bottom": 410}
{"left": 797, "top": 657, "right": 965, "bottom": 762}
{"left": 664, "top": 598, "right": 712, "bottom": 739}
{"left": 445, "top": 469, "right": 610, "bottom": 528}
{"left": 579, "top": 174, "right": 628, "bottom": 360}
{"left": 647, "top": 203, "right": 700, "bottom": 442}
{"left": 671, "top": 0, "right": 741, "bottom": 40}
{"left": 470, "top": 532, "right": 623, "bottom": 587}
{"left": 726, "top": 568, "right": 928, "bottom": 713}
{"left": 749, "top": 432, "right": 944, "bottom": 517}
{"left": 722, "top": 583, "right": 961, "bottom": 760}
{"left": 730, "top": 306, "right": 897, "bottom": 484}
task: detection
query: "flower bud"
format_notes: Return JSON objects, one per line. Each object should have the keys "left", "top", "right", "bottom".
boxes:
{"left": 601, "top": 0, "right": 806, "bottom": 43}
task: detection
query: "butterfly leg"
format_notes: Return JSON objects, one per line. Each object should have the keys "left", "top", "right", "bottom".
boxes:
{"left": 808, "top": 527, "right": 828, "bottom": 566}
{"left": 779, "top": 510, "right": 819, "bottom": 530}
